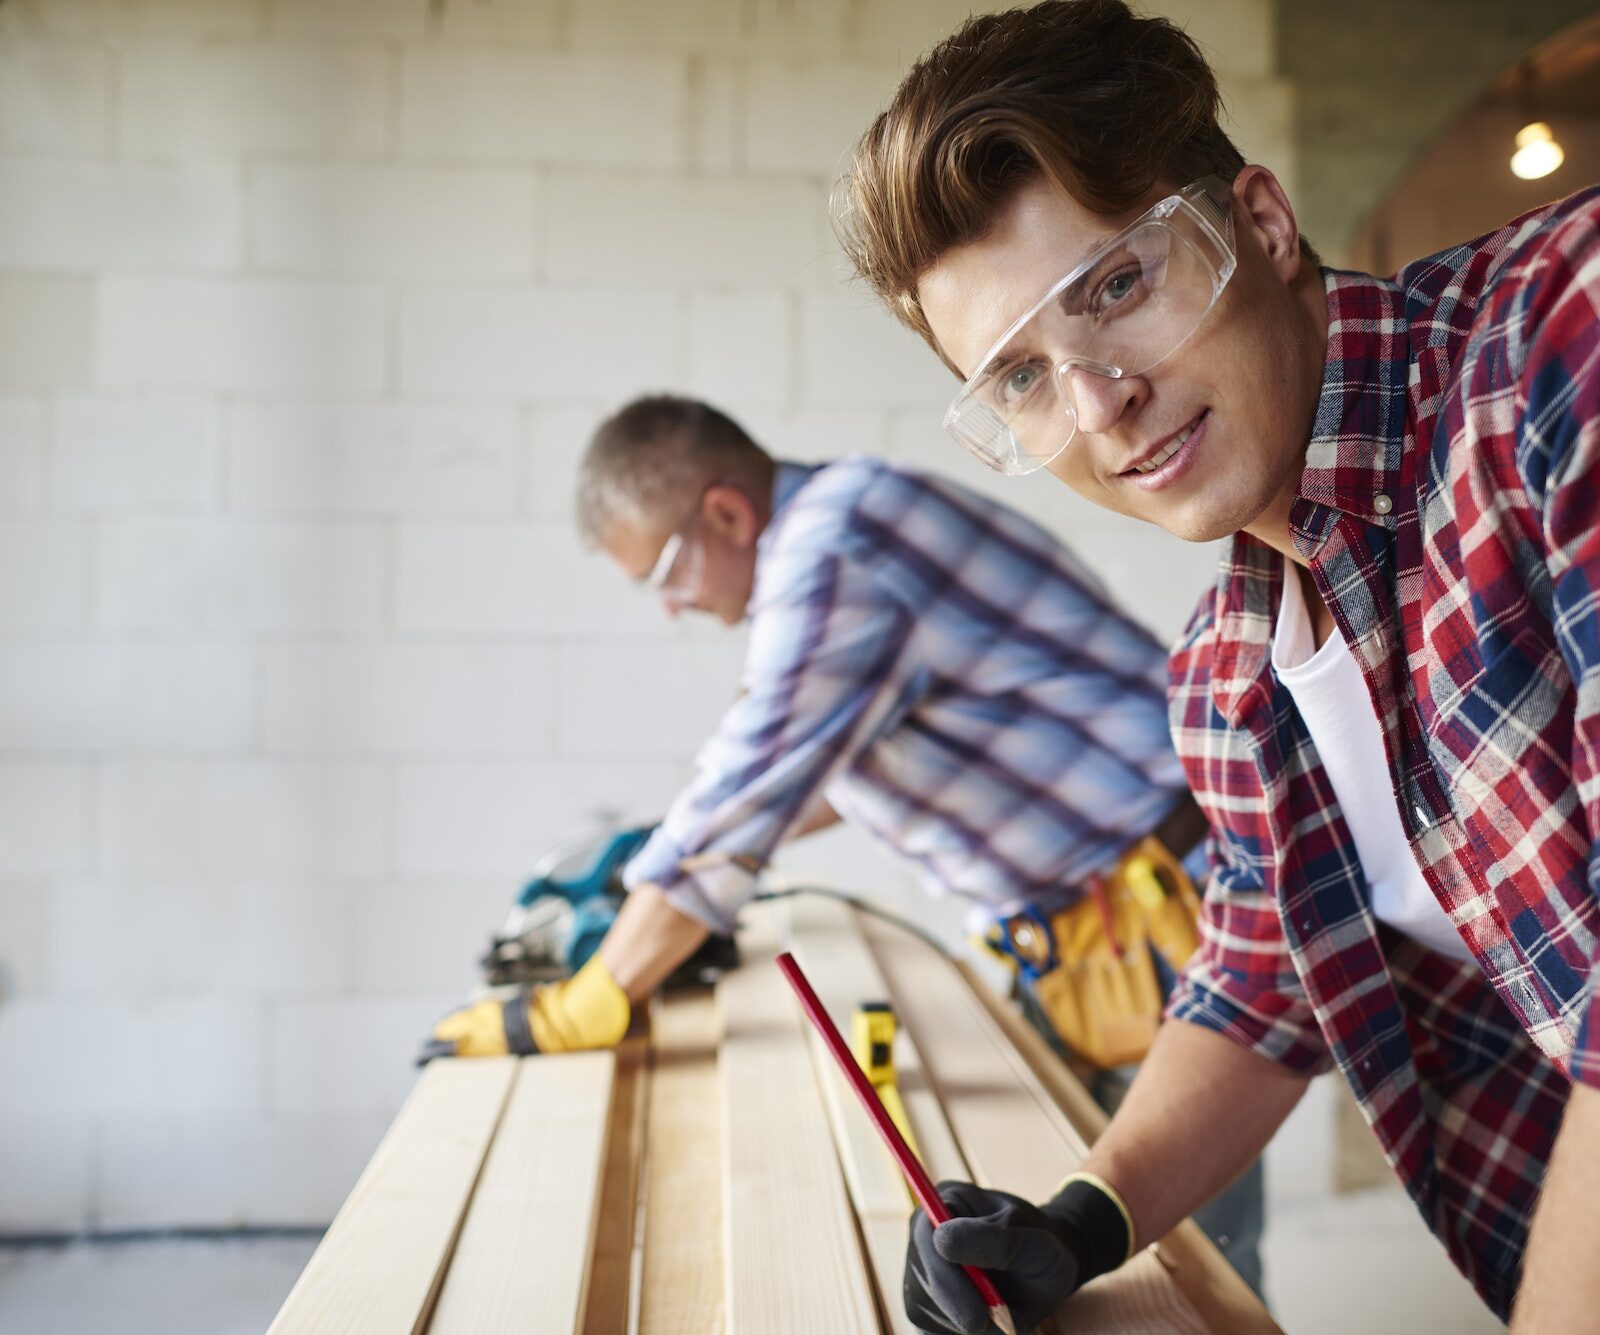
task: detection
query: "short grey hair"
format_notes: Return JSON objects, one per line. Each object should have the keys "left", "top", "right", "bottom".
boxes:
{"left": 574, "top": 395, "right": 771, "bottom": 548}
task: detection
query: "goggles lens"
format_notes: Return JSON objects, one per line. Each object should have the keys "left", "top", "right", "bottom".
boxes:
{"left": 944, "top": 176, "right": 1237, "bottom": 476}
{"left": 646, "top": 527, "right": 704, "bottom": 605}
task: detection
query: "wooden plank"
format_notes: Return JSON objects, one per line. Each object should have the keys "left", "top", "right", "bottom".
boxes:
{"left": 268, "top": 1058, "right": 517, "bottom": 1335}
{"left": 860, "top": 914, "right": 1224, "bottom": 1335}
{"left": 428, "top": 1052, "right": 616, "bottom": 1335}
{"left": 784, "top": 896, "right": 969, "bottom": 1189}
{"left": 637, "top": 989, "right": 725, "bottom": 1335}
{"left": 859, "top": 911, "right": 1088, "bottom": 1189}
{"left": 953, "top": 959, "right": 1109, "bottom": 1144}
{"left": 783, "top": 895, "right": 971, "bottom": 1335}
{"left": 961, "top": 961, "right": 1282, "bottom": 1335}
{"left": 718, "top": 904, "right": 882, "bottom": 1335}
{"left": 578, "top": 1035, "right": 648, "bottom": 1335}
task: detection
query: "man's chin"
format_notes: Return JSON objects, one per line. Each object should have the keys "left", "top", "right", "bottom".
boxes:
{"left": 1155, "top": 490, "right": 1282, "bottom": 546}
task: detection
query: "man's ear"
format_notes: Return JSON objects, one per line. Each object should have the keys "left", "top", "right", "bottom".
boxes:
{"left": 702, "top": 483, "right": 761, "bottom": 548}
{"left": 1232, "top": 166, "right": 1304, "bottom": 283}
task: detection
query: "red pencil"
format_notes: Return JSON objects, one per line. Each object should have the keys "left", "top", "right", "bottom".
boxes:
{"left": 775, "top": 951, "right": 1018, "bottom": 1335}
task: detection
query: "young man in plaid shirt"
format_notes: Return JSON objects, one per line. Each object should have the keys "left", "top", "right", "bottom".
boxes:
{"left": 838, "top": 1, "right": 1599, "bottom": 1330}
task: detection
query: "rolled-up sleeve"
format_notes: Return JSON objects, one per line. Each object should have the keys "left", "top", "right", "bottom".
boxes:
{"left": 624, "top": 549, "right": 912, "bottom": 933}
{"left": 1165, "top": 836, "right": 1334, "bottom": 1075}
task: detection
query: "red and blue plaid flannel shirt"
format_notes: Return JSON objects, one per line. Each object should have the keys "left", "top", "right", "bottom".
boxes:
{"left": 1166, "top": 188, "right": 1600, "bottom": 1318}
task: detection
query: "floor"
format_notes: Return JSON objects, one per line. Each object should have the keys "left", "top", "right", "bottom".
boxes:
{"left": 0, "top": 1183, "right": 1504, "bottom": 1334}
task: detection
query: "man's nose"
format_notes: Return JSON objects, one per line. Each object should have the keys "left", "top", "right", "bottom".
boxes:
{"left": 1058, "top": 363, "right": 1148, "bottom": 437}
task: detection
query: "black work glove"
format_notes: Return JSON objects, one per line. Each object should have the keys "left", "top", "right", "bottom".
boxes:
{"left": 903, "top": 1178, "right": 1131, "bottom": 1334}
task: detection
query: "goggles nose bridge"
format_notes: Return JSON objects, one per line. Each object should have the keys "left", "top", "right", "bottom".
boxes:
{"left": 1053, "top": 355, "right": 1127, "bottom": 420}
{"left": 1053, "top": 354, "right": 1127, "bottom": 391}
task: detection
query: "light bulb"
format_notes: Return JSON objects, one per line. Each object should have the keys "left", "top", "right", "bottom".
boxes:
{"left": 1511, "top": 121, "right": 1564, "bottom": 180}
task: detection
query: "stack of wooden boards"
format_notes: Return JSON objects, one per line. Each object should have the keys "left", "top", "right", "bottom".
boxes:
{"left": 268, "top": 898, "right": 1280, "bottom": 1334}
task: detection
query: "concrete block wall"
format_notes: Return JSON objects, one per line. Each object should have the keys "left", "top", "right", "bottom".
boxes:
{"left": 0, "top": 0, "right": 1288, "bottom": 1230}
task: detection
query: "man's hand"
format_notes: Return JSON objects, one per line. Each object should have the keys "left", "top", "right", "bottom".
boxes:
{"left": 418, "top": 955, "right": 630, "bottom": 1063}
{"left": 903, "top": 1178, "right": 1131, "bottom": 1334}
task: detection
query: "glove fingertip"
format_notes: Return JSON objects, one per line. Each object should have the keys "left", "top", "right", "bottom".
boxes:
{"left": 931, "top": 1215, "right": 979, "bottom": 1254}
{"left": 415, "top": 1038, "right": 456, "bottom": 1067}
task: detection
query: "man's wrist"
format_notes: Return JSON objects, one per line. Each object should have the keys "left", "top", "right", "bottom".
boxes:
{"left": 1043, "top": 1171, "right": 1136, "bottom": 1284}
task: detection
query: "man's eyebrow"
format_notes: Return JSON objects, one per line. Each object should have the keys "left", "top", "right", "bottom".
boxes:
{"left": 973, "top": 232, "right": 1125, "bottom": 380}
{"left": 978, "top": 345, "right": 1019, "bottom": 380}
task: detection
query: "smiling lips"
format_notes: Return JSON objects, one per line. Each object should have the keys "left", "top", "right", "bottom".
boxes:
{"left": 1125, "top": 411, "right": 1207, "bottom": 476}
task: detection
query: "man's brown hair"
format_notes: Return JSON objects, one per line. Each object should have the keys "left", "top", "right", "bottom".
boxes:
{"left": 835, "top": 0, "right": 1248, "bottom": 365}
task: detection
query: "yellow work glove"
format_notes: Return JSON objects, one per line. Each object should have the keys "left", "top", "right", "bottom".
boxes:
{"left": 418, "top": 955, "right": 630, "bottom": 1063}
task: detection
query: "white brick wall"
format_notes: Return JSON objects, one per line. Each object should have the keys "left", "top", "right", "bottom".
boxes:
{"left": 398, "top": 283, "right": 681, "bottom": 398}
{"left": 249, "top": 164, "right": 538, "bottom": 279}
{"left": 742, "top": 61, "right": 901, "bottom": 177}
{"left": 394, "top": 522, "right": 647, "bottom": 635}
{"left": 0, "top": 0, "right": 1291, "bottom": 1231}
{"left": 392, "top": 759, "right": 686, "bottom": 878}
{"left": 555, "top": 641, "right": 742, "bottom": 756}
{"left": 0, "top": 996, "right": 262, "bottom": 1115}
{"left": 0, "top": 764, "right": 93, "bottom": 876}
{"left": 258, "top": 643, "right": 557, "bottom": 753}
{"left": 799, "top": 291, "right": 962, "bottom": 408}
{"left": 0, "top": 42, "right": 109, "bottom": 153}
{"left": 98, "top": 760, "right": 386, "bottom": 877}
{"left": 269, "top": 996, "right": 457, "bottom": 1116}
{"left": 50, "top": 876, "right": 355, "bottom": 996}
{"left": 98, "top": 1112, "right": 391, "bottom": 1227}
{"left": 0, "top": 520, "right": 87, "bottom": 628}
{"left": 0, "top": 642, "right": 253, "bottom": 750}
{"left": 7, "top": 0, "right": 266, "bottom": 40}
{"left": 228, "top": 403, "right": 518, "bottom": 515}
{"left": 399, "top": 51, "right": 688, "bottom": 166}
{"left": 0, "top": 159, "right": 240, "bottom": 270}
{"left": 686, "top": 290, "right": 792, "bottom": 406}
{"left": 0, "top": 276, "right": 93, "bottom": 388}
{"left": 0, "top": 398, "right": 47, "bottom": 510}
{"left": 52, "top": 396, "right": 219, "bottom": 513}
{"left": 95, "top": 519, "right": 386, "bottom": 632}
{"left": 432, "top": 0, "right": 562, "bottom": 46}
{"left": 543, "top": 172, "right": 823, "bottom": 284}
{"left": 0, "top": 883, "right": 53, "bottom": 995}
{"left": 118, "top": 45, "right": 389, "bottom": 155}
{"left": 0, "top": 1112, "right": 95, "bottom": 1230}
{"left": 96, "top": 278, "right": 388, "bottom": 394}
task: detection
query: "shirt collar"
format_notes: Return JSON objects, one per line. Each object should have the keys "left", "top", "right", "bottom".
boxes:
{"left": 1207, "top": 269, "right": 1414, "bottom": 729}
{"left": 768, "top": 460, "right": 816, "bottom": 520}
{"left": 1292, "top": 267, "right": 1413, "bottom": 530}
{"left": 757, "top": 461, "right": 824, "bottom": 561}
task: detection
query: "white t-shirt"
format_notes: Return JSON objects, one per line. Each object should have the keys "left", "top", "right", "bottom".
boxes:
{"left": 1271, "top": 566, "right": 1477, "bottom": 965}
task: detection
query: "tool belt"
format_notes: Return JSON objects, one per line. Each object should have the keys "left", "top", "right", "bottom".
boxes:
{"left": 994, "top": 794, "right": 1207, "bottom": 1070}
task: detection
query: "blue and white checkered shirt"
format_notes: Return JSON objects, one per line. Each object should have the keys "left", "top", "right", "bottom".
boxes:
{"left": 625, "top": 457, "right": 1189, "bottom": 934}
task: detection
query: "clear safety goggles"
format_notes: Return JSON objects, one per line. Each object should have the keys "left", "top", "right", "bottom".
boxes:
{"left": 644, "top": 497, "right": 707, "bottom": 608}
{"left": 944, "top": 175, "right": 1237, "bottom": 476}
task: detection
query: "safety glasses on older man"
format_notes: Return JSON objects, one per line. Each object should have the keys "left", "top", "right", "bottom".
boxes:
{"left": 944, "top": 175, "right": 1237, "bottom": 476}
{"left": 643, "top": 487, "right": 711, "bottom": 608}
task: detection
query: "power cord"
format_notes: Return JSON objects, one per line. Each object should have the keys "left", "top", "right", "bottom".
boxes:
{"left": 750, "top": 883, "right": 960, "bottom": 959}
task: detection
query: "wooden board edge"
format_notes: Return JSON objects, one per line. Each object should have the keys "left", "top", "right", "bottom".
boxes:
{"left": 269, "top": 1058, "right": 518, "bottom": 1335}
{"left": 577, "top": 1036, "right": 650, "bottom": 1335}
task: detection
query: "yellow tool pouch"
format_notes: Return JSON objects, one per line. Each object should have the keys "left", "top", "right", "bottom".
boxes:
{"left": 1005, "top": 836, "right": 1203, "bottom": 1070}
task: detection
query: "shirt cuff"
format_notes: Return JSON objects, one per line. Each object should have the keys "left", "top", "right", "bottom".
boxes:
{"left": 1165, "top": 954, "right": 1334, "bottom": 1077}
{"left": 627, "top": 856, "right": 759, "bottom": 937}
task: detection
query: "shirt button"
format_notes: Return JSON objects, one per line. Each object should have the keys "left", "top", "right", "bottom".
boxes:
{"left": 1413, "top": 803, "right": 1429, "bottom": 830}
{"left": 1373, "top": 493, "right": 1394, "bottom": 515}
